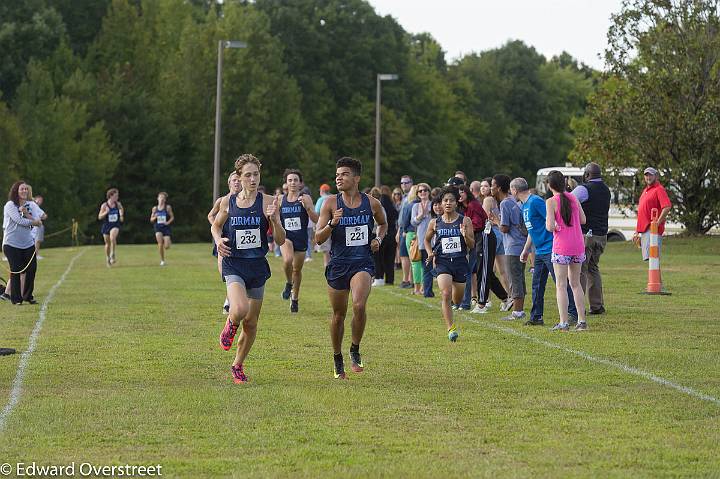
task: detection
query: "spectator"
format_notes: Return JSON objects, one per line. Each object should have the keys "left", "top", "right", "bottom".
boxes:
{"left": 454, "top": 171, "right": 468, "bottom": 185}
{"left": 397, "top": 175, "right": 414, "bottom": 289}
{"left": 515, "top": 178, "right": 578, "bottom": 326}
{"left": 473, "top": 178, "right": 509, "bottom": 313}
{"left": 2, "top": 181, "right": 42, "bottom": 305}
{"left": 545, "top": 170, "right": 588, "bottom": 332}
{"left": 391, "top": 187, "right": 403, "bottom": 269}
{"left": 572, "top": 162, "right": 611, "bottom": 315}
{"left": 411, "top": 183, "right": 434, "bottom": 297}
{"left": 457, "top": 184, "right": 487, "bottom": 310}
{"left": 496, "top": 174, "right": 527, "bottom": 320}
{"left": 404, "top": 185, "right": 423, "bottom": 295}
{"left": 372, "top": 186, "right": 398, "bottom": 286}
{"left": 29, "top": 191, "right": 47, "bottom": 260}
{"left": 634, "top": 167, "right": 672, "bottom": 270}
{"left": 483, "top": 177, "right": 512, "bottom": 307}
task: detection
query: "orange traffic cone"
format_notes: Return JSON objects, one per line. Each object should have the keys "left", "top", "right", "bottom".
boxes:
{"left": 643, "top": 208, "right": 671, "bottom": 295}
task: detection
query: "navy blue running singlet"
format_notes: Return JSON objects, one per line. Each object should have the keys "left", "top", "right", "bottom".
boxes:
{"left": 330, "top": 193, "right": 374, "bottom": 261}
{"left": 433, "top": 214, "right": 467, "bottom": 259}
{"left": 225, "top": 192, "right": 269, "bottom": 259}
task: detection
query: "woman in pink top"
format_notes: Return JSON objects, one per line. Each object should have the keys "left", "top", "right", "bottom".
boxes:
{"left": 545, "top": 170, "right": 588, "bottom": 332}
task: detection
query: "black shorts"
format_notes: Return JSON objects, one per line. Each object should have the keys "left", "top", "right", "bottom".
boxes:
{"left": 101, "top": 223, "right": 120, "bottom": 235}
{"left": 285, "top": 230, "right": 308, "bottom": 252}
{"left": 325, "top": 258, "right": 375, "bottom": 290}
{"left": 433, "top": 256, "right": 469, "bottom": 283}
{"left": 222, "top": 256, "right": 271, "bottom": 289}
{"left": 154, "top": 225, "right": 171, "bottom": 237}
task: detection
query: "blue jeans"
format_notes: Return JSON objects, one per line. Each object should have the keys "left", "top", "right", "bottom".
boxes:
{"left": 421, "top": 249, "right": 434, "bottom": 297}
{"left": 531, "top": 253, "right": 578, "bottom": 321}
{"left": 460, "top": 245, "right": 478, "bottom": 308}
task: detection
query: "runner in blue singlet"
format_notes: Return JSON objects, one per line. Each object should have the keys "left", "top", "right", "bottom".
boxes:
{"left": 97, "top": 188, "right": 124, "bottom": 267}
{"left": 211, "top": 154, "right": 285, "bottom": 385}
{"left": 315, "top": 157, "right": 387, "bottom": 380}
{"left": 150, "top": 192, "right": 174, "bottom": 266}
{"left": 424, "top": 186, "right": 475, "bottom": 342}
{"left": 279, "top": 169, "right": 319, "bottom": 313}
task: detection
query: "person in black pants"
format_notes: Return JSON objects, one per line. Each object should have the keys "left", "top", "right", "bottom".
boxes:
{"left": 2, "top": 181, "right": 42, "bottom": 305}
{"left": 474, "top": 222, "right": 509, "bottom": 313}
{"left": 372, "top": 186, "right": 398, "bottom": 286}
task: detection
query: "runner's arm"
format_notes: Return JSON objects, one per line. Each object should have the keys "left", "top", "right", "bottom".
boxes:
{"left": 166, "top": 205, "right": 175, "bottom": 225}
{"left": 211, "top": 196, "right": 230, "bottom": 257}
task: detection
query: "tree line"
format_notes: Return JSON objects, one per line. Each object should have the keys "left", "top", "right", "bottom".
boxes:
{"left": 1, "top": 0, "right": 717, "bottom": 242}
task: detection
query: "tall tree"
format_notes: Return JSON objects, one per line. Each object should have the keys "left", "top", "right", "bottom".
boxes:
{"left": 571, "top": 0, "right": 720, "bottom": 233}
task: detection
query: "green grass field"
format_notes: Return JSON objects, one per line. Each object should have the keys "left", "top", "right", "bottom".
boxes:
{"left": 1, "top": 238, "right": 719, "bottom": 478}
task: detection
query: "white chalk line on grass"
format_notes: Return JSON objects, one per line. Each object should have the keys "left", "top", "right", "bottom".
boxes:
{"left": 0, "top": 250, "right": 86, "bottom": 432}
{"left": 383, "top": 289, "right": 720, "bottom": 407}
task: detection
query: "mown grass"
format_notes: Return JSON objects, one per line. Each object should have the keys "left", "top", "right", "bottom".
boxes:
{"left": 1, "top": 237, "right": 719, "bottom": 478}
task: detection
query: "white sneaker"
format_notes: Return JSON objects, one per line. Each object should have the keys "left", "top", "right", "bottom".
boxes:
{"left": 37, "top": 255, "right": 44, "bottom": 260}
{"left": 160, "top": 260, "right": 165, "bottom": 266}
{"left": 1, "top": 257, "right": 7, "bottom": 262}
{"left": 304, "top": 257, "right": 313, "bottom": 263}
{"left": 471, "top": 304, "right": 491, "bottom": 314}
{"left": 486, "top": 300, "right": 493, "bottom": 309}
{"left": 500, "top": 298, "right": 514, "bottom": 312}
{"left": 372, "top": 279, "right": 385, "bottom": 287}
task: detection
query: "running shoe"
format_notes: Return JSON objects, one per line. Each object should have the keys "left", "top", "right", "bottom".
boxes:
{"left": 500, "top": 298, "right": 514, "bottom": 311}
{"left": 290, "top": 299, "right": 299, "bottom": 313}
{"left": 471, "top": 304, "right": 491, "bottom": 314}
{"left": 451, "top": 304, "right": 459, "bottom": 311}
{"left": 550, "top": 323, "right": 570, "bottom": 332}
{"left": 574, "top": 321, "right": 589, "bottom": 332}
{"left": 470, "top": 298, "right": 478, "bottom": 309}
{"left": 106, "top": 256, "right": 111, "bottom": 268}
{"left": 219, "top": 318, "right": 239, "bottom": 351}
{"left": 448, "top": 324, "right": 459, "bottom": 342}
{"left": 160, "top": 260, "right": 165, "bottom": 266}
{"left": 110, "top": 254, "right": 116, "bottom": 265}
{"left": 281, "top": 282, "right": 292, "bottom": 300}
{"left": 350, "top": 350, "right": 364, "bottom": 373}
{"left": 304, "top": 257, "right": 313, "bottom": 263}
{"left": 333, "top": 355, "right": 347, "bottom": 379}
{"left": 231, "top": 364, "right": 248, "bottom": 384}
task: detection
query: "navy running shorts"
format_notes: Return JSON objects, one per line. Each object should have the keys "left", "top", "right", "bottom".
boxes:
{"left": 433, "top": 256, "right": 469, "bottom": 283}
{"left": 325, "top": 258, "right": 375, "bottom": 290}
{"left": 222, "top": 256, "right": 271, "bottom": 290}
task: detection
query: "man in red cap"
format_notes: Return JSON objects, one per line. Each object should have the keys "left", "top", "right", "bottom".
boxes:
{"left": 634, "top": 167, "right": 672, "bottom": 261}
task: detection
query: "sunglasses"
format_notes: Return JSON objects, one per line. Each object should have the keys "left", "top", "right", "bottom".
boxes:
{"left": 418, "top": 189, "right": 429, "bottom": 193}
{"left": 400, "top": 181, "right": 412, "bottom": 185}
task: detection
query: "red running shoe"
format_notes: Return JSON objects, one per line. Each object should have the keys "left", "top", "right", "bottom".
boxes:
{"left": 231, "top": 364, "right": 248, "bottom": 384}
{"left": 220, "top": 318, "right": 239, "bottom": 351}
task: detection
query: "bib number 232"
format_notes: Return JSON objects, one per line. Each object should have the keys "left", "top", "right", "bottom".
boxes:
{"left": 346, "top": 225, "right": 368, "bottom": 247}
{"left": 236, "top": 228, "right": 261, "bottom": 250}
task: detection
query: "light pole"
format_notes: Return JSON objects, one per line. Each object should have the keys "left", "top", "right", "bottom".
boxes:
{"left": 213, "top": 40, "right": 247, "bottom": 201}
{"left": 374, "top": 73, "right": 399, "bottom": 188}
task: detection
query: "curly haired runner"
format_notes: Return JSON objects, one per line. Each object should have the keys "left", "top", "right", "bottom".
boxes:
{"left": 211, "top": 154, "right": 286, "bottom": 384}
